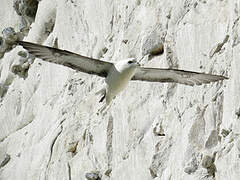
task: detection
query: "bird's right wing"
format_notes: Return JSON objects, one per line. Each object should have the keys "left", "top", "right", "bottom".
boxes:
{"left": 17, "top": 41, "right": 113, "bottom": 77}
{"left": 132, "top": 67, "right": 228, "bottom": 86}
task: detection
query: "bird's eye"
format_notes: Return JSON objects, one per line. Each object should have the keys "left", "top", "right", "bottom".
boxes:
{"left": 128, "top": 60, "right": 134, "bottom": 64}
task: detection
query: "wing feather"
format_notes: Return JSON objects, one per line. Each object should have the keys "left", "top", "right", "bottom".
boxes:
{"left": 132, "top": 67, "right": 228, "bottom": 86}
{"left": 17, "top": 41, "right": 113, "bottom": 77}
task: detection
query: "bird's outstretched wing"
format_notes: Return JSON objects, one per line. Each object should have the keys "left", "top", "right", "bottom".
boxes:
{"left": 132, "top": 67, "right": 228, "bottom": 86}
{"left": 17, "top": 41, "right": 113, "bottom": 77}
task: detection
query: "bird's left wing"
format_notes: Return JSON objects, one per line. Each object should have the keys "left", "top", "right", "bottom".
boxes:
{"left": 17, "top": 41, "right": 113, "bottom": 77}
{"left": 131, "top": 67, "right": 228, "bottom": 86}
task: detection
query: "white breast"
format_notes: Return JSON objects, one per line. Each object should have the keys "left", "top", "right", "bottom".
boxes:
{"left": 105, "top": 63, "right": 137, "bottom": 96}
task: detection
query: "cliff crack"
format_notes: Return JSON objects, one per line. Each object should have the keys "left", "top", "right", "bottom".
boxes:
{"left": 106, "top": 115, "right": 113, "bottom": 174}
{"left": 209, "top": 35, "right": 229, "bottom": 58}
{"left": 45, "top": 124, "right": 63, "bottom": 179}
{"left": 67, "top": 162, "right": 72, "bottom": 180}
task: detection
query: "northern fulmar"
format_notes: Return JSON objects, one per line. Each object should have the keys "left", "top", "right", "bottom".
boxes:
{"left": 17, "top": 41, "right": 228, "bottom": 112}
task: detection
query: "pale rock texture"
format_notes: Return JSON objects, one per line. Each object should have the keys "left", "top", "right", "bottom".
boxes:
{"left": 0, "top": 0, "right": 239, "bottom": 180}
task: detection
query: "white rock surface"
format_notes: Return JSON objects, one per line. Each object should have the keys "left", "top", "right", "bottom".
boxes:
{"left": 0, "top": 0, "right": 239, "bottom": 180}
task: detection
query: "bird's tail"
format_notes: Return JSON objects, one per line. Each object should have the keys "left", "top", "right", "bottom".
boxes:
{"left": 77, "top": 88, "right": 107, "bottom": 114}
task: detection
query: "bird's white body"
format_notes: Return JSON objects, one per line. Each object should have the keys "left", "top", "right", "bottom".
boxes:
{"left": 104, "top": 58, "right": 139, "bottom": 105}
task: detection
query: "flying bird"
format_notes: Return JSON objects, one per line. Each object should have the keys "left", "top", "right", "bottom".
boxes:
{"left": 17, "top": 41, "right": 228, "bottom": 111}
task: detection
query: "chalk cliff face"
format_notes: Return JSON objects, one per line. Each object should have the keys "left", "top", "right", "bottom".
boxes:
{"left": 0, "top": 0, "right": 239, "bottom": 180}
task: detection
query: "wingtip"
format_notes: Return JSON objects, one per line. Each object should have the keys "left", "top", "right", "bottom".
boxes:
{"left": 212, "top": 74, "right": 229, "bottom": 81}
{"left": 217, "top": 75, "right": 229, "bottom": 81}
{"left": 213, "top": 75, "right": 229, "bottom": 83}
{"left": 223, "top": 76, "right": 229, "bottom": 80}
{"left": 16, "top": 40, "right": 26, "bottom": 46}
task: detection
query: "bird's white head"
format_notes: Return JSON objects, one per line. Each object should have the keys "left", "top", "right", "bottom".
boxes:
{"left": 126, "top": 58, "right": 140, "bottom": 67}
{"left": 115, "top": 58, "right": 140, "bottom": 70}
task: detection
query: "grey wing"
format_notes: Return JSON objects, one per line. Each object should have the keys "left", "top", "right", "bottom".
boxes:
{"left": 132, "top": 67, "right": 228, "bottom": 86}
{"left": 17, "top": 41, "right": 113, "bottom": 77}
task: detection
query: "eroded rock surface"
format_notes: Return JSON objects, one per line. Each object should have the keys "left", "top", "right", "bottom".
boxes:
{"left": 0, "top": 0, "right": 239, "bottom": 180}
